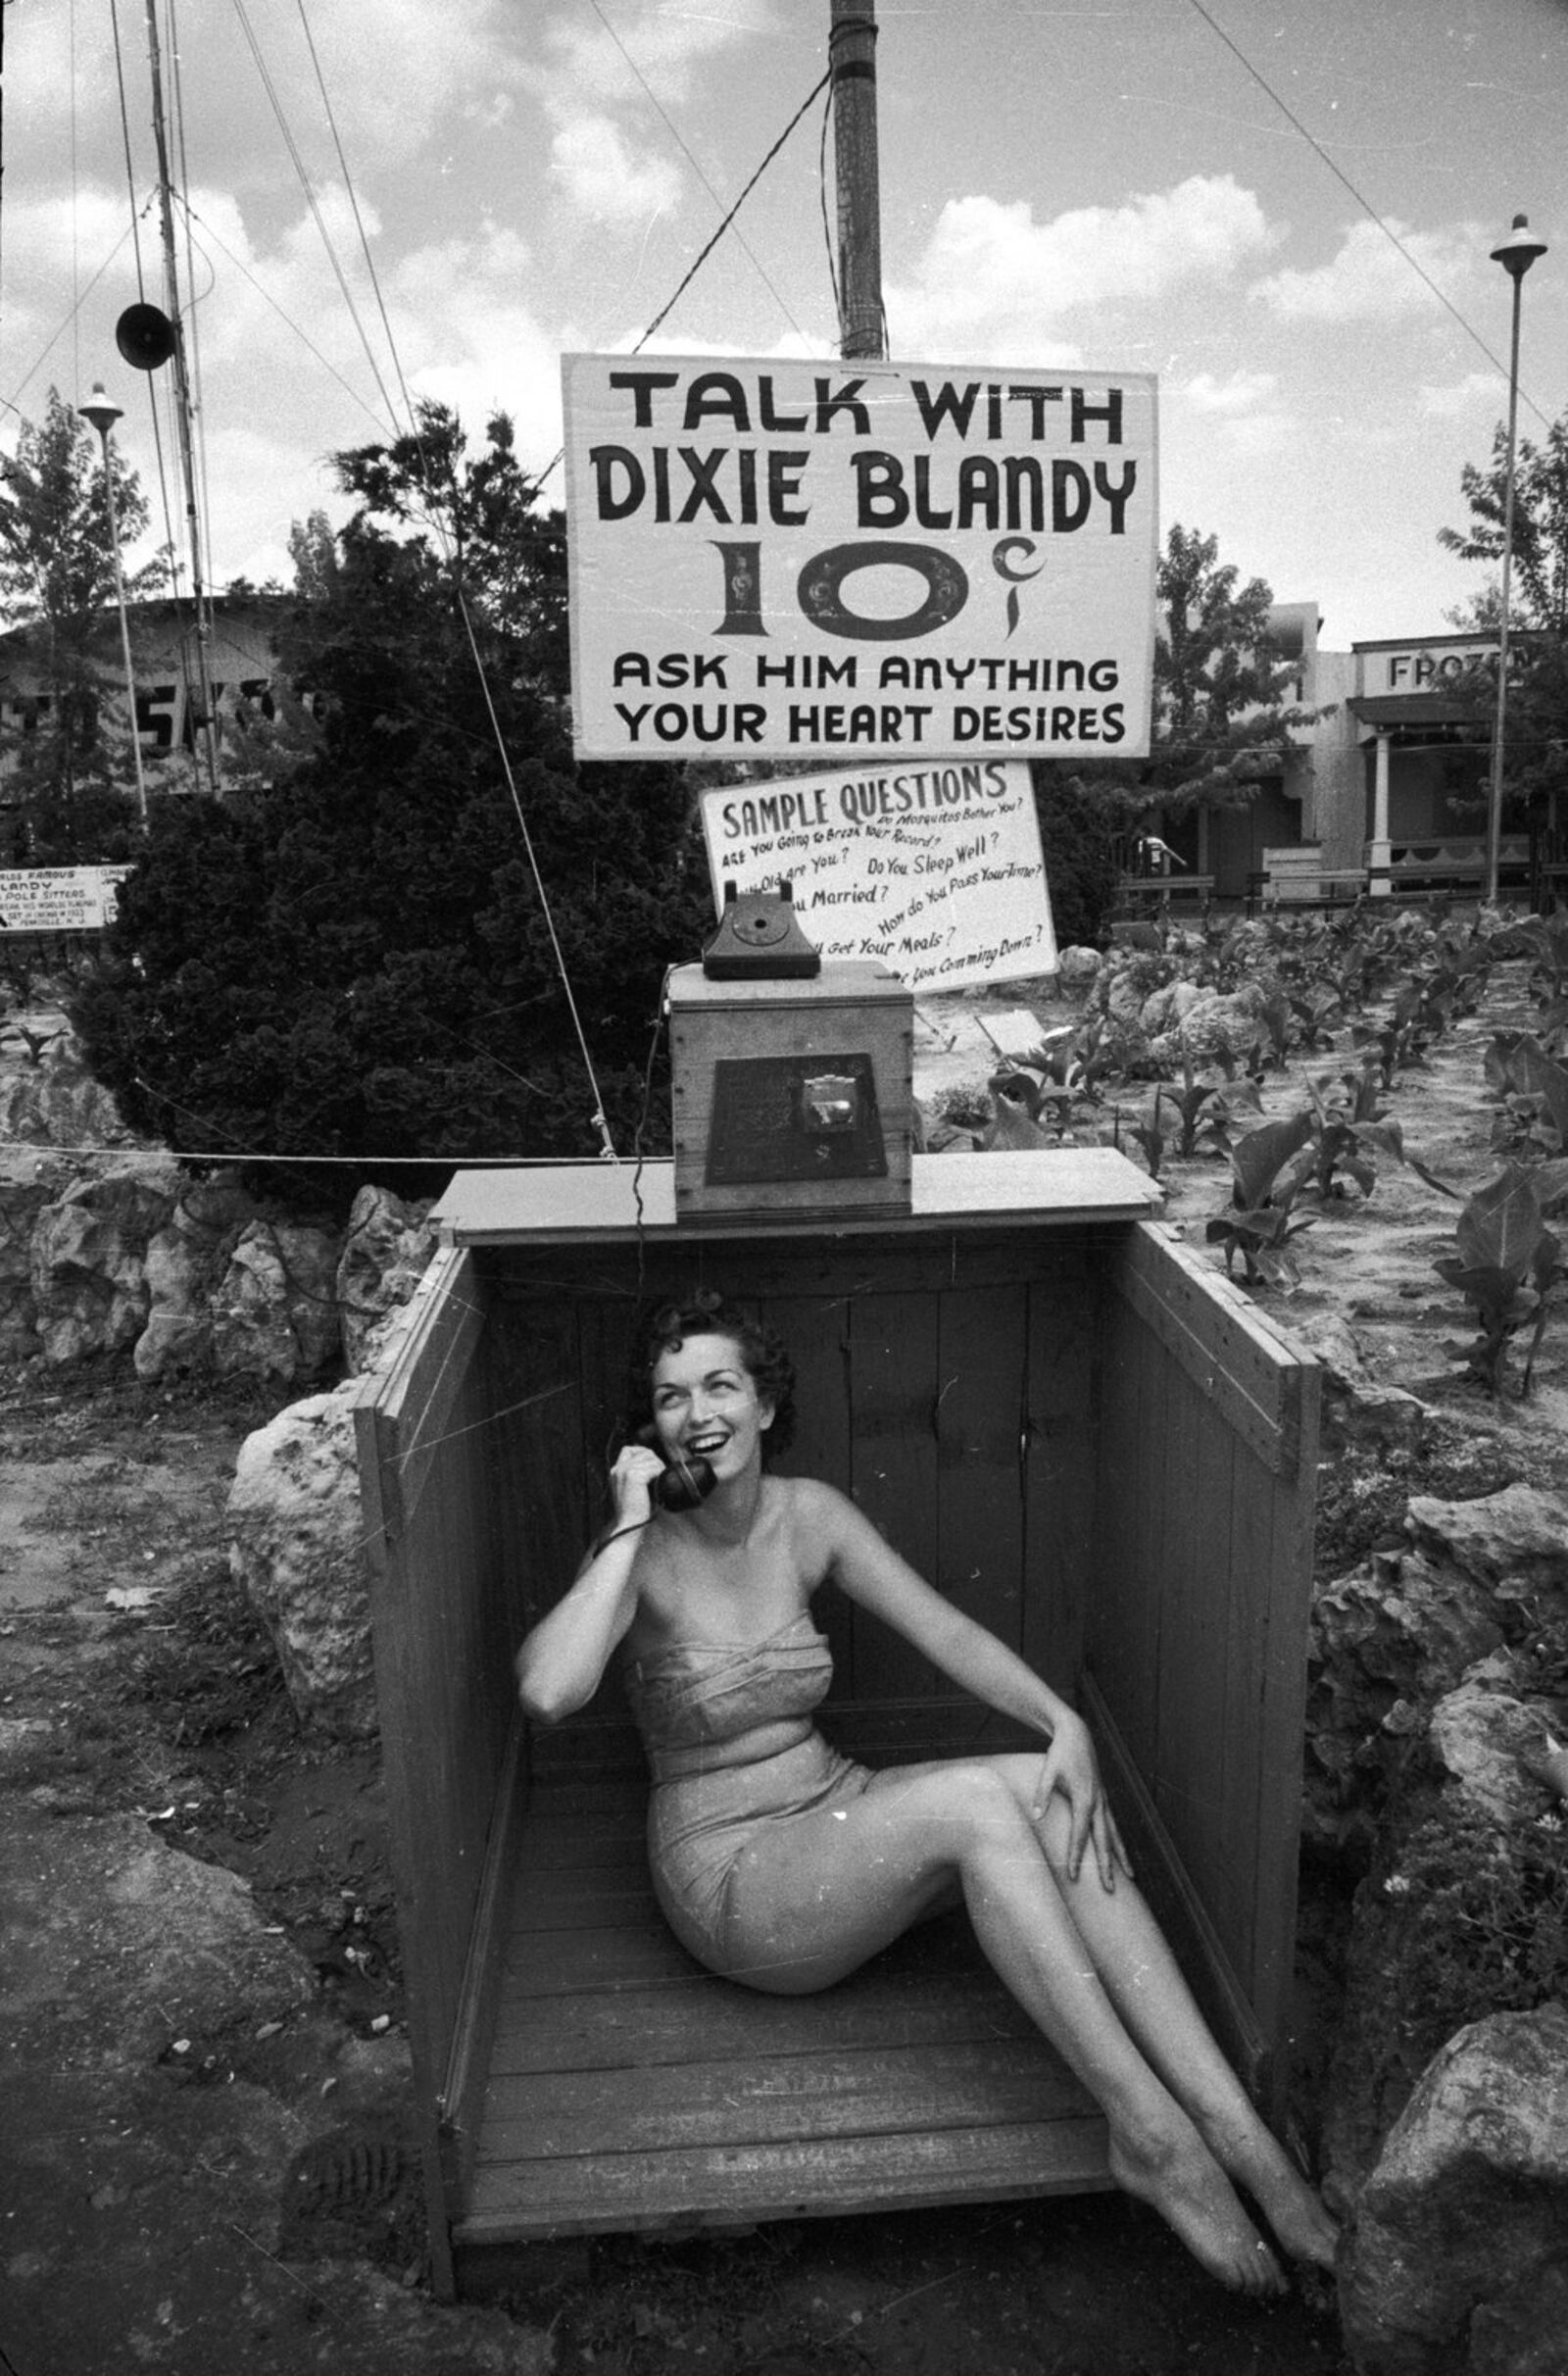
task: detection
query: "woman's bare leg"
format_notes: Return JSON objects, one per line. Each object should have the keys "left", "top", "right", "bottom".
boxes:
{"left": 717, "top": 1761, "right": 1292, "bottom": 2296}
{"left": 974, "top": 1754, "right": 1339, "bottom": 2272}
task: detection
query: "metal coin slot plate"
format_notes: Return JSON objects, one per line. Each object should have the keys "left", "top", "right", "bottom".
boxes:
{"left": 706, "top": 1052, "right": 888, "bottom": 1185}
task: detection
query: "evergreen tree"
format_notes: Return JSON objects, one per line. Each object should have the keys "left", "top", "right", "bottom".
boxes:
{"left": 72, "top": 408, "right": 711, "bottom": 1208}
{"left": 0, "top": 387, "right": 169, "bottom": 861}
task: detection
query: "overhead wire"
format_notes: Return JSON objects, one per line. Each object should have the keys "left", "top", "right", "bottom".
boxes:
{"left": 227, "top": 0, "right": 401, "bottom": 434}
{"left": 276, "top": 0, "right": 621, "bottom": 1157}
{"left": 1185, "top": 0, "right": 1552, "bottom": 433}
{"left": 166, "top": 0, "right": 220, "bottom": 789}
{"left": 585, "top": 0, "right": 808, "bottom": 345}
{"left": 108, "top": 0, "right": 187, "bottom": 635}
{"left": 107, "top": 0, "right": 150, "bottom": 300}
{"left": 291, "top": 0, "right": 415, "bottom": 436}
{"left": 633, "top": 68, "right": 831, "bottom": 352}
{"left": 532, "top": 54, "right": 837, "bottom": 486}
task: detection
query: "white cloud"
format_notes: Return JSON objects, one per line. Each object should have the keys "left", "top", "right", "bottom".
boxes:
{"left": 1182, "top": 370, "right": 1280, "bottom": 416}
{"left": 1175, "top": 371, "right": 1297, "bottom": 459}
{"left": 887, "top": 175, "right": 1275, "bottom": 362}
{"left": 1250, "top": 219, "right": 1477, "bottom": 323}
{"left": 550, "top": 115, "right": 682, "bottom": 223}
{"left": 536, "top": 0, "right": 777, "bottom": 110}
{"left": 1418, "top": 371, "right": 1504, "bottom": 420}
{"left": 528, "top": 0, "right": 778, "bottom": 226}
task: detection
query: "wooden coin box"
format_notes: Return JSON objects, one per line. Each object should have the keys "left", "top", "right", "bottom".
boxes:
{"left": 668, "top": 961, "right": 913, "bottom": 1220}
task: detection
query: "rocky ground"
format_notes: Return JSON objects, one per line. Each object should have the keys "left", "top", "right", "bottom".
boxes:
{"left": 3, "top": 944, "right": 1562, "bottom": 2376}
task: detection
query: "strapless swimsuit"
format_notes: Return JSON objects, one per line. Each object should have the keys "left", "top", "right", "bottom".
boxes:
{"left": 621, "top": 1610, "right": 874, "bottom": 1983}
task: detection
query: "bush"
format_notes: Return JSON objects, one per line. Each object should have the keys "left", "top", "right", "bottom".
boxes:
{"left": 71, "top": 522, "right": 712, "bottom": 1213}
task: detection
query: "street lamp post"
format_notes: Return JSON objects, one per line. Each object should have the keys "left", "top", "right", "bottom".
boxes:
{"left": 77, "top": 379, "right": 149, "bottom": 827}
{"left": 1485, "top": 214, "right": 1548, "bottom": 908}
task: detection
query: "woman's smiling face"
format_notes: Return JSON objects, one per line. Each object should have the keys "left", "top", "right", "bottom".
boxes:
{"left": 649, "top": 1331, "right": 776, "bottom": 1481}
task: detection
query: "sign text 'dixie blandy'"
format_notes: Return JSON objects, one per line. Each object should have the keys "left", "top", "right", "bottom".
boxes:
{"left": 564, "top": 354, "right": 1157, "bottom": 764}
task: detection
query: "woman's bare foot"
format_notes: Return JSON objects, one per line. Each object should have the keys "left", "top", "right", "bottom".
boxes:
{"left": 1200, "top": 2117, "right": 1341, "bottom": 2272}
{"left": 1108, "top": 2126, "right": 1287, "bottom": 2298}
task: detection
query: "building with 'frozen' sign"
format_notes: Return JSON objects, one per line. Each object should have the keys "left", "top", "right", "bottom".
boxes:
{"left": 1145, "top": 614, "right": 1537, "bottom": 904}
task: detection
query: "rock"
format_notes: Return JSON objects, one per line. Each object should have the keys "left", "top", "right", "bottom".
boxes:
{"left": 1138, "top": 977, "right": 1202, "bottom": 1038}
{"left": 28, "top": 1159, "right": 183, "bottom": 1362}
{"left": 213, "top": 1216, "right": 342, "bottom": 1383}
{"left": 133, "top": 1174, "right": 259, "bottom": 1380}
{"left": 1405, "top": 1485, "right": 1568, "bottom": 1601}
{"left": 1426, "top": 1680, "right": 1549, "bottom": 1825}
{"left": 1101, "top": 960, "right": 1153, "bottom": 1027}
{"left": 1468, "top": 2259, "right": 1568, "bottom": 2376}
{"left": 1055, "top": 945, "right": 1102, "bottom": 987}
{"left": 0, "top": 1176, "right": 49, "bottom": 1356}
{"left": 1305, "top": 1548, "right": 1507, "bottom": 1846}
{"left": 1328, "top": 1382, "right": 1432, "bottom": 1458}
{"left": 1338, "top": 2004, "right": 1568, "bottom": 2376}
{"left": 0, "top": 1803, "right": 314, "bottom": 2067}
{"left": 336, "top": 1186, "right": 436, "bottom": 1373}
{"left": 1146, "top": 986, "right": 1267, "bottom": 1070}
{"left": 0, "top": 1046, "right": 131, "bottom": 1148}
{"left": 1291, "top": 1309, "right": 1373, "bottom": 1380}
{"left": 227, "top": 1382, "right": 375, "bottom": 1737}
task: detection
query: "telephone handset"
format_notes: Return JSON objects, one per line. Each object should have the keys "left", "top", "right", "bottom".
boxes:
{"left": 635, "top": 1424, "right": 717, "bottom": 1511}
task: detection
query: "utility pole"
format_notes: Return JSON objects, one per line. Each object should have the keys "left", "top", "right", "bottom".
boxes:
{"left": 78, "top": 383, "right": 151, "bottom": 826}
{"left": 143, "top": 0, "right": 220, "bottom": 794}
{"left": 829, "top": 0, "right": 886, "bottom": 361}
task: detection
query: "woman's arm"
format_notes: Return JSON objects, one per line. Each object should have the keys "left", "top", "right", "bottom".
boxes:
{"left": 804, "top": 1480, "right": 1129, "bottom": 1889}
{"left": 514, "top": 1444, "right": 664, "bottom": 1723}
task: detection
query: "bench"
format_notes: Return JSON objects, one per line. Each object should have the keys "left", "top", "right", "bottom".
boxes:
{"left": 1114, "top": 873, "right": 1216, "bottom": 913}
{"left": 1249, "top": 866, "right": 1368, "bottom": 912}
{"left": 355, "top": 1155, "right": 1321, "bottom": 2297}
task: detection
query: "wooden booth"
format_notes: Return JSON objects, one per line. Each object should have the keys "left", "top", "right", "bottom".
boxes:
{"left": 354, "top": 1145, "right": 1321, "bottom": 2300}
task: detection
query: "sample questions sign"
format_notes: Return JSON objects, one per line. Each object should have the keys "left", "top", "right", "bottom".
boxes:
{"left": 564, "top": 353, "right": 1156, "bottom": 764}
{"left": 699, "top": 760, "right": 1056, "bottom": 993}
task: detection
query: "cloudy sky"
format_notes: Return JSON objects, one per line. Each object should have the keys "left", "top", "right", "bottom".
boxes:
{"left": 3, "top": 0, "right": 1563, "bottom": 649}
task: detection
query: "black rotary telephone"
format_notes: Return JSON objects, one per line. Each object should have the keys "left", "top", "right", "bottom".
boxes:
{"left": 636, "top": 1424, "right": 718, "bottom": 1510}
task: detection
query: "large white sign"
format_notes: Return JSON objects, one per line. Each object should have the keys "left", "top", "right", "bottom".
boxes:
{"left": 699, "top": 760, "right": 1056, "bottom": 993}
{"left": 564, "top": 353, "right": 1156, "bottom": 764}
{"left": 0, "top": 866, "right": 132, "bottom": 933}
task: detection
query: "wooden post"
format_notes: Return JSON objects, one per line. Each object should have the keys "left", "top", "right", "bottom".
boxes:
{"left": 829, "top": 0, "right": 886, "bottom": 361}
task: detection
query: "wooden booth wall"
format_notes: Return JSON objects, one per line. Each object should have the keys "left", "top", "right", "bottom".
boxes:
{"left": 356, "top": 1215, "right": 1317, "bottom": 2292}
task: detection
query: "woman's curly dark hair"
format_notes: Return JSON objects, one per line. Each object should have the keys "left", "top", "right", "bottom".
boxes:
{"left": 627, "top": 1289, "right": 796, "bottom": 1456}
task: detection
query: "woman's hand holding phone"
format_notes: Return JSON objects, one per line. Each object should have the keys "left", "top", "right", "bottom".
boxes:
{"left": 611, "top": 1439, "right": 666, "bottom": 1526}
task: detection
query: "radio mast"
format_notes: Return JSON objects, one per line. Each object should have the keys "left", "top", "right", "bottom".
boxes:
{"left": 142, "top": 0, "right": 220, "bottom": 792}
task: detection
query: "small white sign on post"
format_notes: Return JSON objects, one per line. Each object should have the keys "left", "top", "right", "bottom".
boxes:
{"left": 0, "top": 866, "right": 132, "bottom": 933}
{"left": 699, "top": 760, "right": 1056, "bottom": 993}
{"left": 564, "top": 352, "right": 1156, "bottom": 764}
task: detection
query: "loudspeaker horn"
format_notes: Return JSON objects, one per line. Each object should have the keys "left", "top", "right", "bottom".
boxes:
{"left": 115, "top": 303, "right": 177, "bottom": 372}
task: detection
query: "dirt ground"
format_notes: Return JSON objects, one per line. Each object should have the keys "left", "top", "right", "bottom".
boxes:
{"left": 3, "top": 943, "right": 1561, "bottom": 2376}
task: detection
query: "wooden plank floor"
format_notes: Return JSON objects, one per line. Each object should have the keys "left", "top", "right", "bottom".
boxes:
{"left": 455, "top": 1778, "right": 1111, "bottom": 2250}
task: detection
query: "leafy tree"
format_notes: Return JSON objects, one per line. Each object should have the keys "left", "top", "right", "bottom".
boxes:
{"left": 72, "top": 408, "right": 710, "bottom": 1209}
{"left": 1139, "top": 523, "right": 1310, "bottom": 812}
{"left": 1033, "top": 523, "right": 1309, "bottom": 936}
{"left": 0, "top": 387, "right": 170, "bottom": 861}
{"left": 1436, "top": 408, "right": 1568, "bottom": 851}
{"left": 1438, "top": 408, "right": 1568, "bottom": 636}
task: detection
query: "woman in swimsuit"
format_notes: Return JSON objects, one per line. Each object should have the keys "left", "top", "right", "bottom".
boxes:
{"left": 515, "top": 1292, "right": 1338, "bottom": 2298}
